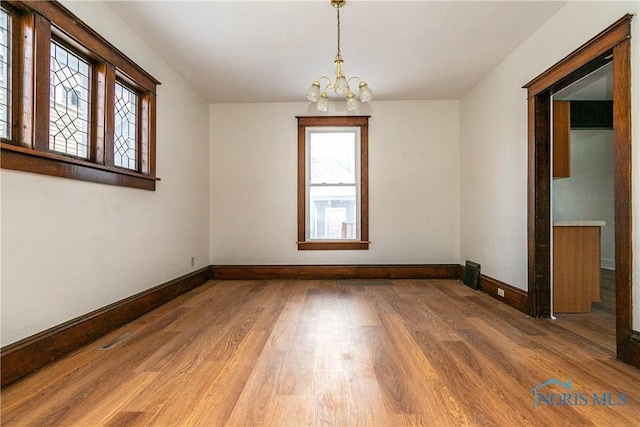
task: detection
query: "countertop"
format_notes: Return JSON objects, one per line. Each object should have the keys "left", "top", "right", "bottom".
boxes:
{"left": 553, "top": 220, "right": 606, "bottom": 227}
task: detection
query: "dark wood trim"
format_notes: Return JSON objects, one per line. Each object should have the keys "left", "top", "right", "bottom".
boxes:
{"left": 210, "top": 264, "right": 460, "bottom": 280}
{"left": 297, "top": 119, "right": 306, "bottom": 244}
{"left": 1, "top": 267, "right": 211, "bottom": 388}
{"left": 612, "top": 38, "right": 634, "bottom": 365}
{"left": 528, "top": 92, "right": 552, "bottom": 318}
{"left": 477, "top": 274, "right": 529, "bottom": 315}
{"left": 360, "top": 119, "right": 369, "bottom": 244}
{"left": 103, "top": 63, "right": 117, "bottom": 167}
{"left": 10, "top": 0, "right": 159, "bottom": 91}
{"left": 457, "top": 266, "right": 529, "bottom": 315}
{"left": 148, "top": 92, "right": 157, "bottom": 178}
{"left": 296, "top": 241, "right": 370, "bottom": 251}
{"left": 524, "top": 14, "right": 637, "bottom": 369}
{"left": 296, "top": 116, "right": 371, "bottom": 127}
{"left": 523, "top": 15, "right": 632, "bottom": 96}
{"left": 32, "top": 12, "right": 50, "bottom": 152}
{"left": 296, "top": 116, "right": 370, "bottom": 250}
{"left": 10, "top": 6, "right": 34, "bottom": 147}
{"left": 0, "top": 143, "right": 159, "bottom": 190}
{"left": 1, "top": 0, "right": 160, "bottom": 190}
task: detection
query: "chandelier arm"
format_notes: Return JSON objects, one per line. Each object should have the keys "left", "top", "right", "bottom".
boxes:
{"left": 315, "top": 76, "right": 334, "bottom": 92}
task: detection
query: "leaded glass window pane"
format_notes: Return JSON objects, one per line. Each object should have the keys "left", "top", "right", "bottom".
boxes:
{"left": 0, "top": 9, "right": 10, "bottom": 139}
{"left": 114, "top": 82, "right": 137, "bottom": 170}
{"left": 49, "top": 41, "right": 90, "bottom": 158}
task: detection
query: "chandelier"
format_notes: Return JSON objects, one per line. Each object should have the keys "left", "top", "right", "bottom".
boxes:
{"left": 305, "top": 0, "right": 373, "bottom": 111}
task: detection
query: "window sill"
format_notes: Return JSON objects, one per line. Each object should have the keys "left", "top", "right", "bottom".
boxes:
{"left": 0, "top": 143, "right": 160, "bottom": 191}
{"left": 297, "top": 240, "right": 370, "bottom": 251}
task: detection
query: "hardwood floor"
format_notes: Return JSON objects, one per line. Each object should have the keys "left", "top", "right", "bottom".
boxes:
{"left": 554, "top": 269, "right": 616, "bottom": 354}
{"left": 3, "top": 278, "right": 640, "bottom": 426}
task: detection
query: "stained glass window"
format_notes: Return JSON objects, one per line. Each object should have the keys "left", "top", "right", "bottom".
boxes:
{"left": 49, "top": 41, "right": 90, "bottom": 158}
{"left": 0, "top": 9, "right": 10, "bottom": 139}
{"left": 114, "top": 82, "right": 137, "bottom": 170}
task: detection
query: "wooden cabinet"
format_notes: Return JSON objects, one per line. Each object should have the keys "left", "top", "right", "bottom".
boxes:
{"left": 553, "top": 100, "right": 571, "bottom": 178}
{"left": 553, "top": 223, "right": 603, "bottom": 313}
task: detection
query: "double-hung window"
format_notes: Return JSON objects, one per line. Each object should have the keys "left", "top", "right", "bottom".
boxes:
{"left": 0, "top": 1, "right": 159, "bottom": 190}
{"left": 297, "top": 116, "right": 370, "bottom": 250}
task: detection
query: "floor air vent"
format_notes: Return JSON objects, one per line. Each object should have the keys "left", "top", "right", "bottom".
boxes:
{"left": 98, "top": 332, "right": 133, "bottom": 351}
{"left": 464, "top": 261, "right": 481, "bottom": 290}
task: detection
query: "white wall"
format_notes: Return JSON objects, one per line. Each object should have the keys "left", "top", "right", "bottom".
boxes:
{"left": 210, "top": 101, "right": 460, "bottom": 265}
{"left": 553, "top": 130, "right": 615, "bottom": 269}
{"left": 460, "top": 1, "right": 639, "bottom": 329}
{"left": 0, "top": 1, "right": 211, "bottom": 346}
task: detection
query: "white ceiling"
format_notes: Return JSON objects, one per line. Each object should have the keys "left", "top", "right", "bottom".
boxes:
{"left": 104, "top": 0, "right": 568, "bottom": 103}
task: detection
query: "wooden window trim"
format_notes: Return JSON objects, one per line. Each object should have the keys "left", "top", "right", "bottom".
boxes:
{"left": 0, "top": 0, "right": 160, "bottom": 190}
{"left": 0, "top": 143, "right": 156, "bottom": 190}
{"left": 296, "top": 115, "right": 370, "bottom": 251}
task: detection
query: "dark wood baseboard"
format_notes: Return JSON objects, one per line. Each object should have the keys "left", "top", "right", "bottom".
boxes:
{"left": 458, "top": 265, "right": 528, "bottom": 314}
{"left": 478, "top": 274, "right": 529, "bottom": 314}
{"left": 210, "top": 264, "right": 461, "bottom": 280}
{"left": 1, "top": 267, "right": 211, "bottom": 388}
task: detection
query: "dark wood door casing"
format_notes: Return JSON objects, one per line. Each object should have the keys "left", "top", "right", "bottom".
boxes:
{"left": 523, "top": 14, "right": 637, "bottom": 367}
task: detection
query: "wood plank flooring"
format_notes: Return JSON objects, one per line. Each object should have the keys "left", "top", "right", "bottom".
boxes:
{"left": 554, "top": 269, "right": 616, "bottom": 354}
{"left": 3, "top": 278, "right": 640, "bottom": 426}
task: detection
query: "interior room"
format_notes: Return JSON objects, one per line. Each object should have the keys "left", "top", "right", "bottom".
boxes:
{"left": 1, "top": 0, "right": 640, "bottom": 425}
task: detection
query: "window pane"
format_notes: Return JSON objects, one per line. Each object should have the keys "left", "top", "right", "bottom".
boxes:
{"left": 0, "top": 9, "right": 10, "bottom": 139}
{"left": 309, "top": 131, "right": 356, "bottom": 184}
{"left": 309, "top": 185, "right": 357, "bottom": 240}
{"left": 114, "top": 82, "right": 137, "bottom": 170}
{"left": 49, "top": 42, "right": 90, "bottom": 158}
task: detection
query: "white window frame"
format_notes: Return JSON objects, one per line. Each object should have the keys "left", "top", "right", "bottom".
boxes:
{"left": 305, "top": 126, "right": 361, "bottom": 241}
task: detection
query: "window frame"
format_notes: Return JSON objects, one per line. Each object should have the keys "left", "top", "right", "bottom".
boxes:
{"left": 0, "top": 1, "right": 160, "bottom": 191}
{"left": 296, "top": 115, "right": 370, "bottom": 250}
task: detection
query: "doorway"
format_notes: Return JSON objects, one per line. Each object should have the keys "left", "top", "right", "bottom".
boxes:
{"left": 524, "top": 15, "right": 639, "bottom": 367}
{"left": 551, "top": 63, "right": 615, "bottom": 351}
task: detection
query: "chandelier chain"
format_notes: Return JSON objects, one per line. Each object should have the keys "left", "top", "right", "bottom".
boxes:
{"left": 305, "top": 0, "right": 372, "bottom": 110}
{"left": 335, "top": 6, "right": 342, "bottom": 61}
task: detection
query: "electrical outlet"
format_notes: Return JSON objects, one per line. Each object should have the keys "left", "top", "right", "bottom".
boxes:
{"left": 190, "top": 257, "right": 195, "bottom": 266}
{"left": 497, "top": 288, "right": 505, "bottom": 297}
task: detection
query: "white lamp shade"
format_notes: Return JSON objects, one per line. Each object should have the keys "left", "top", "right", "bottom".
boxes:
{"left": 306, "top": 82, "right": 321, "bottom": 102}
{"left": 317, "top": 95, "right": 329, "bottom": 112}
{"left": 334, "top": 76, "right": 349, "bottom": 96}
{"left": 358, "top": 83, "right": 373, "bottom": 102}
{"left": 346, "top": 94, "right": 358, "bottom": 111}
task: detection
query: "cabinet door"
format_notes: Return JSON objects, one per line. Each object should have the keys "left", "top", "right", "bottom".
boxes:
{"left": 553, "top": 226, "right": 600, "bottom": 313}
{"left": 553, "top": 100, "right": 571, "bottom": 178}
